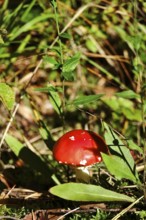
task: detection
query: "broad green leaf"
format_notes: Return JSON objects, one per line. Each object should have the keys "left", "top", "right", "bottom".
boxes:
{"left": 116, "top": 90, "right": 140, "bottom": 99}
{"left": 62, "top": 53, "right": 81, "bottom": 72}
{"left": 102, "top": 153, "right": 138, "bottom": 183}
{"left": 69, "top": 94, "right": 104, "bottom": 106}
{"left": 103, "top": 123, "right": 140, "bottom": 183}
{"left": 0, "top": 83, "right": 15, "bottom": 110}
{"left": 50, "top": 183, "right": 135, "bottom": 202}
{"left": 5, "top": 134, "right": 23, "bottom": 157}
{"left": 5, "top": 134, "right": 52, "bottom": 177}
{"left": 104, "top": 123, "right": 132, "bottom": 159}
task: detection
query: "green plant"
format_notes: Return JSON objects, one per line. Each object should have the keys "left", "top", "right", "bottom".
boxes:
{"left": 0, "top": 205, "right": 29, "bottom": 218}
{"left": 0, "top": 0, "right": 145, "bottom": 219}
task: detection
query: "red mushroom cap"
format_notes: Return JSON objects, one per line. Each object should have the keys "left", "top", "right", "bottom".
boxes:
{"left": 53, "top": 129, "right": 108, "bottom": 166}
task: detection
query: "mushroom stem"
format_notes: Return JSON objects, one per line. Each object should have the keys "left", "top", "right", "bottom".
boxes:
{"left": 74, "top": 167, "right": 91, "bottom": 183}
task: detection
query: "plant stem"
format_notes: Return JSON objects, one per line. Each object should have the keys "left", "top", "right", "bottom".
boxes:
{"left": 52, "top": 0, "right": 63, "bottom": 65}
{"left": 52, "top": 0, "right": 65, "bottom": 132}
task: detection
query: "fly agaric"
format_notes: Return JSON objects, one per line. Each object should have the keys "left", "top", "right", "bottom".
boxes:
{"left": 53, "top": 129, "right": 108, "bottom": 183}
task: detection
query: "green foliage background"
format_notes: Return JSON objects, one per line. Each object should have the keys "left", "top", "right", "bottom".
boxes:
{"left": 0, "top": 0, "right": 146, "bottom": 218}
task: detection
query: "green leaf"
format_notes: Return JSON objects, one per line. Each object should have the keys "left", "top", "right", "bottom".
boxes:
{"left": 103, "top": 97, "right": 142, "bottom": 121}
{"left": 86, "top": 38, "right": 98, "bottom": 53}
{"left": 48, "top": 85, "right": 62, "bottom": 115}
{"left": 35, "top": 85, "right": 62, "bottom": 115}
{"left": 21, "top": 0, "right": 36, "bottom": 22}
{"left": 102, "top": 153, "right": 138, "bottom": 183}
{"left": 5, "top": 134, "right": 23, "bottom": 157}
{"left": 69, "top": 94, "right": 104, "bottom": 106}
{"left": 103, "top": 96, "right": 119, "bottom": 111}
{"left": 122, "top": 108, "right": 142, "bottom": 121}
{"left": 126, "top": 140, "right": 143, "bottom": 154}
{"left": 62, "top": 71, "right": 75, "bottom": 81}
{"left": 59, "top": 32, "right": 71, "bottom": 39}
{"left": 50, "top": 0, "right": 57, "bottom": 8}
{"left": 50, "top": 183, "right": 135, "bottom": 202}
{"left": 103, "top": 123, "right": 140, "bottom": 183}
{"left": 43, "top": 55, "right": 58, "bottom": 65}
{"left": 10, "top": 13, "right": 55, "bottom": 40}
{"left": 5, "top": 134, "right": 52, "bottom": 177}
{"left": 0, "top": 83, "right": 15, "bottom": 110}
{"left": 116, "top": 90, "right": 140, "bottom": 99}
{"left": 62, "top": 53, "right": 81, "bottom": 80}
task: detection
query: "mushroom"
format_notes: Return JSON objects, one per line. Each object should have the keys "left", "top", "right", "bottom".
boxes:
{"left": 53, "top": 129, "right": 108, "bottom": 183}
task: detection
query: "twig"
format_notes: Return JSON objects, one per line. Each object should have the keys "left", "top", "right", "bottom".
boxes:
{"left": 50, "top": 3, "right": 106, "bottom": 48}
{"left": 57, "top": 207, "right": 80, "bottom": 220}
{"left": 0, "top": 58, "right": 42, "bottom": 151}
{"left": 111, "top": 195, "right": 144, "bottom": 220}
{"left": 0, "top": 217, "right": 20, "bottom": 220}
{"left": 0, "top": 103, "right": 19, "bottom": 149}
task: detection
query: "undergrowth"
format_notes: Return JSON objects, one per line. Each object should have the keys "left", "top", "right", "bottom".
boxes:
{"left": 0, "top": 0, "right": 146, "bottom": 219}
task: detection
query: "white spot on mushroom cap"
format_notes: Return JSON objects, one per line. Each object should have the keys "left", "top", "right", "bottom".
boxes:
{"left": 80, "top": 159, "right": 87, "bottom": 165}
{"left": 59, "top": 161, "right": 69, "bottom": 164}
{"left": 97, "top": 156, "right": 102, "bottom": 162}
{"left": 69, "top": 136, "right": 75, "bottom": 141}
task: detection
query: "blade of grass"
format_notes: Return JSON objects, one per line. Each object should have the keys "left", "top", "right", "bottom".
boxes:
{"left": 10, "top": 13, "right": 55, "bottom": 40}
{"left": 21, "top": 0, "right": 37, "bottom": 21}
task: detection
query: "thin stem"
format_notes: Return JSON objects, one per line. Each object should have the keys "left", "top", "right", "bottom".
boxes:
{"left": 52, "top": 0, "right": 63, "bottom": 65}
{"left": 57, "top": 207, "right": 80, "bottom": 220}
{"left": 52, "top": 0, "right": 66, "bottom": 132}
{"left": 0, "top": 103, "right": 19, "bottom": 151}
{"left": 111, "top": 195, "right": 144, "bottom": 220}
